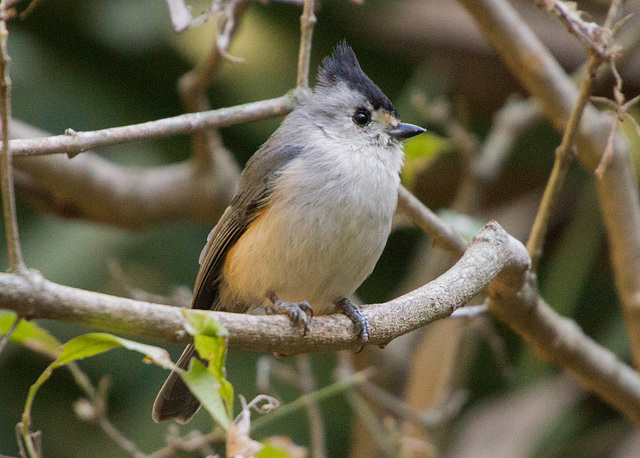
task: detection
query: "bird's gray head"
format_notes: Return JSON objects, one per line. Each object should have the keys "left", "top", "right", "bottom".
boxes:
{"left": 297, "top": 43, "right": 424, "bottom": 149}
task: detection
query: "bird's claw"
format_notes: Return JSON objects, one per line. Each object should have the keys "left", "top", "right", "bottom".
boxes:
{"left": 271, "top": 299, "right": 313, "bottom": 335}
{"left": 335, "top": 298, "right": 369, "bottom": 352}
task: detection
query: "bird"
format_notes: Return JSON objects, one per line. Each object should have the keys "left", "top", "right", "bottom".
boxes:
{"left": 153, "top": 42, "right": 425, "bottom": 423}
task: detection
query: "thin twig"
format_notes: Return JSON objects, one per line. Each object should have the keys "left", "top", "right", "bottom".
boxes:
{"left": 150, "top": 428, "right": 225, "bottom": 458}
{"left": 526, "top": 56, "right": 601, "bottom": 269}
{"left": 251, "top": 368, "right": 373, "bottom": 433}
{"left": 179, "top": 0, "right": 247, "bottom": 171}
{"left": 535, "top": 0, "right": 617, "bottom": 58}
{"left": 361, "top": 382, "right": 468, "bottom": 429}
{"left": 296, "top": 0, "right": 316, "bottom": 88}
{"left": 98, "top": 417, "right": 148, "bottom": 458}
{"left": 0, "top": 312, "right": 20, "bottom": 355}
{"left": 296, "top": 354, "right": 327, "bottom": 458}
{"left": 449, "top": 304, "right": 487, "bottom": 318}
{"left": 344, "top": 390, "right": 396, "bottom": 458}
{"left": 0, "top": 12, "right": 25, "bottom": 273}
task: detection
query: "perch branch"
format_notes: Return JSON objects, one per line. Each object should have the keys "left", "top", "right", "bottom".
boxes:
{"left": 0, "top": 221, "right": 528, "bottom": 354}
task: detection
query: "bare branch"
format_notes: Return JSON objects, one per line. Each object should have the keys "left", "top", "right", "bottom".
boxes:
{"left": 297, "top": 0, "right": 316, "bottom": 88}
{"left": 9, "top": 92, "right": 301, "bottom": 157}
{"left": 178, "top": 0, "right": 247, "bottom": 171}
{"left": 0, "top": 15, "right": 25, "bottom": 272}
{"left": 486, "top": 272, "right": 640, "bottom": 427}
{"left": 7, "top": 91, "right": 298, "bottom": 229}
{"left": 0, "top": 221, "right": 528, "bottom": 354}
{"left": 12, "top": 120, "right": 236, "bottom": 229}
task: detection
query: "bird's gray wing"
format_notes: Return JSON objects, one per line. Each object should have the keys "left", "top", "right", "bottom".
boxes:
{"left": 191, "top": 143, "right": 302, "bottom": 312}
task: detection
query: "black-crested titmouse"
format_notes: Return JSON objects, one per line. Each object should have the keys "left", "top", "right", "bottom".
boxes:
{"left": 153, "top": 43, "right": 425, "bottom": 423}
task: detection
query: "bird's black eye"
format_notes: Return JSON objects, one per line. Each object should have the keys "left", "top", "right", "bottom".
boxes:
{"left": 353, "top": 108, "right": 371, "bottom": 126}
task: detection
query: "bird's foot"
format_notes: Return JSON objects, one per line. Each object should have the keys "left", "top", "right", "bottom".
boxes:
{"left": 267, "top": 291, "right": 313, "bottom": 335}
{"left": 335, "top": 297, "right": 369, "bottom": 352}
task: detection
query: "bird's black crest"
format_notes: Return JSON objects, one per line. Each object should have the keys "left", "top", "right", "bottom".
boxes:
{"left": 318, "top": 42, "right": 397, "bottom": 115}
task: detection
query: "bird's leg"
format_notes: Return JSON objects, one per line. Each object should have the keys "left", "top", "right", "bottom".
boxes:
{"left": 335, "top": 297, "right": 369, "bottom": 352}
{"left": 266, "top": 291, "right": 314, "bottom": 335}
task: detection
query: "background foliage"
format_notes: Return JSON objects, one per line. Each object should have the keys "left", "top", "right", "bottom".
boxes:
{"left": 1, "top": 0, "right": 639, "bottom": 456}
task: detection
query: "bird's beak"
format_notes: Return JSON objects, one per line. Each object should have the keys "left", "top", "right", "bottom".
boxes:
{"left": 388, "top": 123, "right": 426, "bottom": 141}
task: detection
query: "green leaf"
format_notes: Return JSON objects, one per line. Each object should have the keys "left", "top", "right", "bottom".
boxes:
{"left": 180, "top": 358, "right": 230, "bottom": 429}
{"left": 403, "top": 131, "right": 451, "bottom": 161}
{"left": 0, "top": 311, "right": 60, "bottom": 358}
{"left": 56, "top": 333, "right": 176, "bottom": 368}
{"left": 183, "top": 309, "right": 228, "bottom": 337}
{"left": 22, "top": 332, "right": 176, "bottom": 429}
{"left": 181, "top": 309, "right": 234, "bottom": 425}
{"left": 256, "top": 436, "right": 306, "bottom": 458}
{"left": 621, "top": 112, "right": 640, "bottom": 179}
{"left": 401, "top": 132, "right": 451, "bottom": 188}
{"left": 256, "top": 444, "right": 292, "bottom": 458}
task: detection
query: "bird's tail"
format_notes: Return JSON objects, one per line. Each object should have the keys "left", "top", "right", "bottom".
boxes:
{"left": 152, "top": 344, "right": 201, "bottom": 423}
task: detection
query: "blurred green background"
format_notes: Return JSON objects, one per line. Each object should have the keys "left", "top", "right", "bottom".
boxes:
{"left": 1, "top": 0, "right": 639, "bottom": 456}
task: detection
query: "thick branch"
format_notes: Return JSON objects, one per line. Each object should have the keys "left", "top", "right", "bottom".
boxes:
{"left": 12, "top": 120, "right": 237, "bottom": 228}
{"left": 458, "top": 0, "right": 640, "bottom": 368}
{"left": 487, "top": 275, "right": 640, "bottom": 427}
{"left": 0, "top": 222, "right": 528, "bottom": 354}
{"left": 400, "top": 177, "right": 640, "bottom": 426}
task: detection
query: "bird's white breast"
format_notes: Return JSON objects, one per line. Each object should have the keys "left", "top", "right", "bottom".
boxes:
{"left": 221, "top": 140, "right": 404, "bottom": 315}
